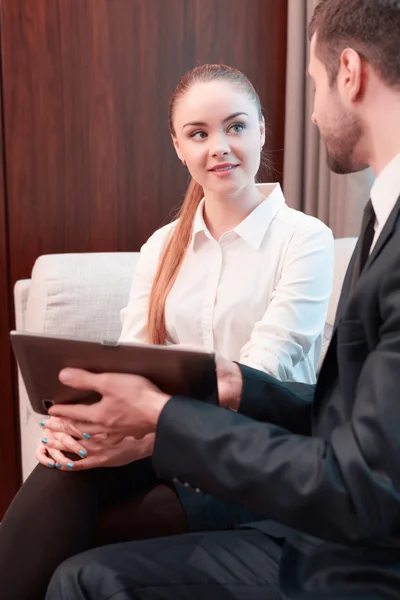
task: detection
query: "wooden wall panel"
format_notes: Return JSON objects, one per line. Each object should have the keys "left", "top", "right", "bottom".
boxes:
{"left": 2, "top": 0, "right": 288, "bottom": 279}
{"left": 0, "top": 68, "right": 20, "bottom": 515}
{"left": 0, "top": 0, "right": 287, "bottom": 515}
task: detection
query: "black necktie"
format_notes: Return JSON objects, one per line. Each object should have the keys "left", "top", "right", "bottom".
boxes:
{"left": 350, "top": 199, "right": 375, "bottom": 291}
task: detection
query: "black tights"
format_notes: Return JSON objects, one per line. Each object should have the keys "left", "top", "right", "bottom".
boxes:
{"left": 0, "top": 458, "right": 188, "bottom": 600}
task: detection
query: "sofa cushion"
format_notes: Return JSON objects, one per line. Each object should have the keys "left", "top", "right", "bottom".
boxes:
{"left": 325, "top": 237, "right": 357, "bottom": 328}
{"left": 25, "top": 252, "right": 140, "bottom": 342}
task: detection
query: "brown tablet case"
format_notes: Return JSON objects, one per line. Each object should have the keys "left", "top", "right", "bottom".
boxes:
{"left": 10, "top": 331, "right": 218, "bottom": 415}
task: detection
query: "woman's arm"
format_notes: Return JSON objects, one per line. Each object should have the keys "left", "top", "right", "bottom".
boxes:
{"left": 118, "top": 222, "right": 176, "bottom": 343}
{"left": 239, "top": 222, "right": 334, "bottom": 381}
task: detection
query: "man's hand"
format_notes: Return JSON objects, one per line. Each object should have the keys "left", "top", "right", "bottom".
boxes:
{"left": 216, "top": 356, "right": 242, "bottom": 410}
{"left": 48, "top": 369, "right": 170, "bottom": 439}
{"left": 48, "top": 356, "right": 241, "bottom": 443}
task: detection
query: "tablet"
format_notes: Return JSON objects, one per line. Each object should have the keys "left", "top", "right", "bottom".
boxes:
{"left": 10, "top": 331, "right": 218, "bottom": 415}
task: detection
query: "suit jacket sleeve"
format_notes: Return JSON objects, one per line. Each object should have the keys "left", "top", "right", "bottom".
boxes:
{"left": 237, "top": 364, "right": 314, "bottom": 435}
{"left": 153, "top": 266, "right": 400, "bottom": 545}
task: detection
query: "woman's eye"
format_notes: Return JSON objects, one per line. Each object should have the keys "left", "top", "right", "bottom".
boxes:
{"left": 190, "top": 130, "right": 208, "bottom": 140}
{"left": 229, "top": 123, "right": 245, "bottom": 133}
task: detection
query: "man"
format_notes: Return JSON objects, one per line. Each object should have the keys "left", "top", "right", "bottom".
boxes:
{"left": 46, "top": 1, "right": 400, "bottom": 598}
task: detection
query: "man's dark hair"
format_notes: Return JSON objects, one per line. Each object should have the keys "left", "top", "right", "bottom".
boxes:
{"left": 309, "top": 0, "right": 400, "bottom": 86}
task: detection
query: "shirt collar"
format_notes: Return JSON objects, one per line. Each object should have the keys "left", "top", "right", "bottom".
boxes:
{"left": 370, "top": 152, "right": 400, "bottom": 232}
{"left": 191, "top": 182, "right": 285, "bottom": 250}
{"left": 192, "top": 197, "right": 210, "bottom": 238}
{"left": 234, "top": 183, "right": 285, "bottom": 249}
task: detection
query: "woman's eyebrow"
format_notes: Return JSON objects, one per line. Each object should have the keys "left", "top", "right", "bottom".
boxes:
{"left": 182, "top": 111, "right": 248, "bottom": 130}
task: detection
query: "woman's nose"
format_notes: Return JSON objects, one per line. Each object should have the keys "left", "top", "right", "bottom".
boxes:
{"left": 210, "top": 135, "right": 230, "bottom": 158}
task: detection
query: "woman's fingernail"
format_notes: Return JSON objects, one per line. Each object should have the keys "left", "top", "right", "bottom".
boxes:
{"left": 42, "top": 438, "right": 48, "bottom": 444}
{"left": 79, "top": 449, "right": 87, "bottom": 457}
{"left": 59, "top": 369, "right": 72, "bottom": 382}
{"left": 83, "top": 433, "right": 91, "bottom": 440}
{"left": 48, "top": 461, "right": 54, "bottom": 467}
{"left": 56, "top": 463, "right": 62, "bottom": 469}
{"left": 67, "top": 462, "right": 74, "bottom": 469}
{"left": 40, "top": 421, "right": 46, "bottom": 427}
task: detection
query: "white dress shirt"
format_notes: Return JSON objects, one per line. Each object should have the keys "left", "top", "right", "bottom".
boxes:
{"left": 370, "top": 152, "right": 400, "bottom": 251}
{"left": 119, "top": 183, "right": 334, "bottom": 384}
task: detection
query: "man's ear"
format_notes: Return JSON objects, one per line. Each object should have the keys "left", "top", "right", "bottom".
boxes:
{"left": 172, "top": 135, "right": 184, "bottom": 162}
{"left": 339, "top": 48, "right": 364, "bottom": 103}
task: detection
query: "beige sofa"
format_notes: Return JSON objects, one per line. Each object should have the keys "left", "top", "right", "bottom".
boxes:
{"left": 14, "top": 239, "right": 357, "bottom": 480}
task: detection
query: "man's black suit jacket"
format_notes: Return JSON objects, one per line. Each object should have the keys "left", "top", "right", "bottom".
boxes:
{"left": 153, "top": 195, "right": 400, "bottom": 599}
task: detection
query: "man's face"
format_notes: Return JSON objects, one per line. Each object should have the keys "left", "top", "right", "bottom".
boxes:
{"left": 308, "top": 35, "right": 367, "bottom": 174}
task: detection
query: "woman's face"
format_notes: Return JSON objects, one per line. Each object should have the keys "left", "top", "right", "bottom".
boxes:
{"left": 172, "top": 80, "right": 265, "bottom": 196}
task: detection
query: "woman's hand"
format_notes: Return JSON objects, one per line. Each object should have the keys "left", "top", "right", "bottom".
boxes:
{"left": 37, "top": 416, "right": 93, "bottom": 469}
{"left": 37, "top": 416, "right": 154, "bottom": 471}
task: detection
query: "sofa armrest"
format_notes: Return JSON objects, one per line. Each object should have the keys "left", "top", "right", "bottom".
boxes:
{"left": 14, "top": 279, "right": 31, "bottom": 332}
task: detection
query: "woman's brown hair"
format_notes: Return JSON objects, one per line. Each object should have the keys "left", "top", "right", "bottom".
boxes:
{"left": 147, "top": 64, "right": 263, "bottom": 344}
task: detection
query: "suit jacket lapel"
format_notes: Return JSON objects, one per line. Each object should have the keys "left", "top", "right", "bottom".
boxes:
{"left": 363, "top": 193, "right": 400, "bottom": 273}
{"left": 334, "top": 193, "right": 400, "bottom": 328}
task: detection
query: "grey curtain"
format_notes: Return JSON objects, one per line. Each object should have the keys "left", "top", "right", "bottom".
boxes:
{"left": 283, "top": 0, "right": 374, "bottom": 238}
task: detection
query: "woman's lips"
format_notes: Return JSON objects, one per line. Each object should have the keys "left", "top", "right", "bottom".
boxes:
{"left": 209, "top": 164, "right": 239, "bottom": 176}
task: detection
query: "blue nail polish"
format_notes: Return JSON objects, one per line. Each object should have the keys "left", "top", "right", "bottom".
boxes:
{"left": 40, "top": 421, "right": 46, "bottom": 427}
{"left": 67, "top": 462, "right": 74, "bottom": 469}
{"left": 41, "top": 437, "right": 47, "bottom": 444}
{"left": 83, "top": 433, "right": 91, "bottom": 440}
{"left": 56, "top": 463, "right": 62, "bottom": 469}
{"left": 48, "top": 461, "right": 54, "bottom": 467}
{"left": 79, "top": 449, "right": 87, "bottom": 457}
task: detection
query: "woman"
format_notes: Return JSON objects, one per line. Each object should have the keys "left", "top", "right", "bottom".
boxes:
{"left": 0, "top": 64, "right": 333, "bottom": 600}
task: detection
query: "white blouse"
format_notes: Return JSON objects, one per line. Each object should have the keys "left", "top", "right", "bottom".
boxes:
{"left": 119, "top": 183, "right": 334, "bottom": 384}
